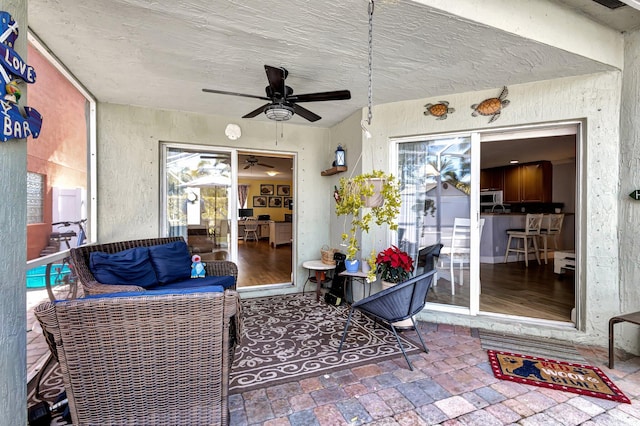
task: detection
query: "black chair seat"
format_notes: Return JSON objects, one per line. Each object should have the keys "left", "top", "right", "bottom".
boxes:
{"left": 338, "top": 270, "right": 436, "bottom": 370}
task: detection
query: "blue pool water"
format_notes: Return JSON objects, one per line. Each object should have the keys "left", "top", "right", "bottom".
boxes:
{"left": 26, "top": 264, "right": 71, "bottom": 289}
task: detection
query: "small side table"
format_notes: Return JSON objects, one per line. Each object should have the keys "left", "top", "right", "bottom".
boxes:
{"left": 609, "top": 311, "right": 640, "bottom": 369}
{"left": 339, "top": 270, "right": 371, "bottom": 304}
{"left": 302, "top": 260, "right": 335, "bottom": 301}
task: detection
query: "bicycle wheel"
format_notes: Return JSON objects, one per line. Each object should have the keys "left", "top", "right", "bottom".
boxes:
{"left": 45, "top": 258, "right": 78, "bottom": 302}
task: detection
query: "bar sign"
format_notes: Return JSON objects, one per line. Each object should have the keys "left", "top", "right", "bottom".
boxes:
{"left": 630, "top": 190, "right": 640, "bottom": 200}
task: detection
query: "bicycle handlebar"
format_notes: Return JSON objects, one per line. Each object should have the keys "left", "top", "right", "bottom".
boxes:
{"left": 52, "top": 219, "right": 87, "bottom": 227}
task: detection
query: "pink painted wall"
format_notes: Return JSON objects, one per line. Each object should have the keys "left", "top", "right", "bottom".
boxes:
{"left": 26, "top": 44, "right": 87, "bottom": 260}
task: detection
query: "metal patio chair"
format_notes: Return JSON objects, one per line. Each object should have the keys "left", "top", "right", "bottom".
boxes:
{"left": 337, "top": 270, "right": 436, "bottom": 370}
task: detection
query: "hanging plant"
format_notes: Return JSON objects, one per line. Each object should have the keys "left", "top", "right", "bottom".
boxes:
{"left": 335, "top": 170, "right": 402, "bottom": 267}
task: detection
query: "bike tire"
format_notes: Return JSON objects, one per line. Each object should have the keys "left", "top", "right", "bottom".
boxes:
{"left": 45, "top": 259, "right": 78, "bottom": 302}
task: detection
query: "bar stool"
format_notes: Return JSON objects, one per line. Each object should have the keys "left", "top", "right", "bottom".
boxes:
{"left": 504, "top": 213, "right": 543, "bottom": 267}
{"left": 537, "top": 213, "right": 564, "bottom": 264}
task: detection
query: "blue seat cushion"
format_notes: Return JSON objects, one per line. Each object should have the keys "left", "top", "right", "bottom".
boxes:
{"left": 89, "top": 247, "right": 158, "bottom": 289}
{"left": 148, "top": 241, "right": 192, "bottom": 285}
{"left": 77, "top": 285, "right": 226, "bottom": 301}
{"left": 158, "top": 275, "right": 235, "bottom": 291}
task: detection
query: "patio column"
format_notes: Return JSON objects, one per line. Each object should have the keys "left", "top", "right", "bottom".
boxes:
{"left": 0, "top": 1, "right": 28, "bottom": 425}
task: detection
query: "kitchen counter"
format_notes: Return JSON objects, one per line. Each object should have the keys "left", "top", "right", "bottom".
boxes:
{"left": 480, "top": 212, "right": 574, "bottom": 263}
{"left": 480, "top": 214, "right": 526, "bottom": 263}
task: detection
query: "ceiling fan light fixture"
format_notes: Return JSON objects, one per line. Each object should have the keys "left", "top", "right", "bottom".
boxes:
{"left": 264, "top": 104, "right": 294, "bottom": 121}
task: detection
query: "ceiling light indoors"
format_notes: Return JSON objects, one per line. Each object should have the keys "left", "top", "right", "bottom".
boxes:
{"left": 264, "top": 104, "right": 294, "bottom": 121}
{"left": 266, "top": 171, "right": 278, "bottom": 177}
{"left": 510, "top": 160, "right": 519, "bottom": 164}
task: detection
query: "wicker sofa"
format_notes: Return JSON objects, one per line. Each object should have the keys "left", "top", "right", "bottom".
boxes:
{"left": 34, "top": 287, "right": 238, "bottom": 425}
{"left": 70, "top": 236, "right": 238, "bottom": 296}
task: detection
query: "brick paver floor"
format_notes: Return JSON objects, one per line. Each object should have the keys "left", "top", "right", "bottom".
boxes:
{"left": 228, "top": 323, "right": 640, "bottom": 425}
{"left": 26, "top": 296, "right": 640, "bottom": 425}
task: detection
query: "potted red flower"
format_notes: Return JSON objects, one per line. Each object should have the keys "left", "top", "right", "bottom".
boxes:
{"left": 376, "top": 245, "right": 415, "bottom": 328}
{"left": 376, "top": 245, "right": 414, "bottom": 284}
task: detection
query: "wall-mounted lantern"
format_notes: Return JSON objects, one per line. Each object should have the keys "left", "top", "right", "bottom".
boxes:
{"left": 335, "top": 145, "right": 346, "bottom": 167}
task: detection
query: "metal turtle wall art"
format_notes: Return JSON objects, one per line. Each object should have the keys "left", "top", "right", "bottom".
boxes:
{"left": 471, "top": 86, "right": 510, "bottom": 123}
{"left": 424, "top": 101, "right": 455, "bottom": 120}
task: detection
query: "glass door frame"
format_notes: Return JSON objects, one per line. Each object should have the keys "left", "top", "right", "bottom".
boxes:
{"left": 390, "top": 131, "right": 482, "bottom": 316}
{"left": 390, "top": 120, "right": 582, "bottom": 322}
{"left": 159, "top": 142, "right": 238, "bottom": 262}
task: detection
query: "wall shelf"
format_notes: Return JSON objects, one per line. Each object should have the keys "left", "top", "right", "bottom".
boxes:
{"left": 320, "top": 166, "right": 347, "bottom": 176}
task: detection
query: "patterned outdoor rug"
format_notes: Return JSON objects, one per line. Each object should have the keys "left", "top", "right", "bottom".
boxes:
{"left": 488, "top": 350, "right": 630, "bottom": 404}
{"left": 27, "top": 361, "right": 69, "bottom": 425}
{"left": 229, "top": 292, "right": 421, "bottom": 394}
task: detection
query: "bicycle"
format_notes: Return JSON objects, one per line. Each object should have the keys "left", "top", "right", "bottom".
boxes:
{"left": 45, "top": 219, "right": 87, "bottom": 302}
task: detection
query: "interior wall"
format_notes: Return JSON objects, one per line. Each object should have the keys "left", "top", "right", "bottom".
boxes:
{"left": 359, "top": 72, "right": 623, "bottom": 349}
{"left": 96, "top": 103, "right": 331, "bottom": 290}
{"left": 239, "top": 177, "right": 293, "bottom": 222}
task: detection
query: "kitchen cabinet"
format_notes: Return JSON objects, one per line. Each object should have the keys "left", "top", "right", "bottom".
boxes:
{"left": 480, "top": 167, "right": 504, "bottom": 190}
{"left": 503, "top": 161, "right": 552, "bottom": 203}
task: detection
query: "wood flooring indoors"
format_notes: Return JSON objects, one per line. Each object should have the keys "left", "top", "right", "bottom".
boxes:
{"left": 235, "top": 241, "right": 574, "bottom": 322}
{"left": 237, "top": 239, "right": 292, "bottom": 287}
{"left": 428, "top": 260, "right": 575, "bottom": 322}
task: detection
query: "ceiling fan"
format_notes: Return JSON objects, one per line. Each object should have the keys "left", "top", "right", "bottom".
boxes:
{"left": 202, "top": 65, "right": 351, "bottom": 122}
{"left": 243, "top": 155, "right": 274, "bottom": 170}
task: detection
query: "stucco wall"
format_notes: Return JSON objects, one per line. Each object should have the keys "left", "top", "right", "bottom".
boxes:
{"left": 96, "top": 103, "right": 332, "bottom": 288}
{"left": 618, "top": 29, "right": 640, "bottom": 352}
{"left": 0, "top": 2, "right": 27, "bottom": 424}
{"left": 357, "top": 73, "right": 624, "bottom": 349}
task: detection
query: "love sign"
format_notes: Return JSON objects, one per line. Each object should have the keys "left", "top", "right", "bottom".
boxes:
{"left": 0, "top": 11, "right": 42, "bottom": 142}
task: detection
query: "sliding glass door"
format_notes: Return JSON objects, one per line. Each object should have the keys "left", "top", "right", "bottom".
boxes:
{"left": 396, "top": 135, "right": 477, "bottom": 311}
{"left": 161, "top": 145, "right": 234, "bottom": 262}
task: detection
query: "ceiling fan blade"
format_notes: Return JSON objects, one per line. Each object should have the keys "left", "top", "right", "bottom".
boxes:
{"left": 293, "top": 104, "right": 321, "bottom": 122}
{"left": 257, "top": 162, "right": 275, "bottom": 168}
{"left": 289, "top": 90, "right": 351, "bottom": 103}
{"left": 243, "top": 164, "right": 251, "bottom": 169}
{"left": 264, "top": 65, "right": 287, "bottom": 97}
{"left": 202, "top": 88, "right": 270, "bottom": 101}
{"left": 242, "top": 103, "right": 271, "bottom": 118}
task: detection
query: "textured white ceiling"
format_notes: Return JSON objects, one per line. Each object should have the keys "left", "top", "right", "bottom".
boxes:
{"left": 27, "top": 0, "right": 629, "bottom": 127}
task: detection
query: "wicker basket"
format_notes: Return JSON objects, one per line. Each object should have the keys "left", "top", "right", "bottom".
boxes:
{"left": 321, "top": 245, "right": 337, "bottom": 265}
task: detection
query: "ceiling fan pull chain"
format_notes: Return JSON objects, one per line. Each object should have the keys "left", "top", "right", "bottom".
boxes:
{"left": 367, "top": 0, "right": 374, "bottom": 126}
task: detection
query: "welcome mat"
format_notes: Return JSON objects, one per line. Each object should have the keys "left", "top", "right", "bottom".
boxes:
{"left": 488, "top": 350, "right": 630, "bottom": 404}
{"left": 230, "top": 293, "right": 421, "bottom": 394}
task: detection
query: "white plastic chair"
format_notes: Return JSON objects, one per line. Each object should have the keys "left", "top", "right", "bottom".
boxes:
{"left": 504, "top": 213, "right": 543, "bottom": 267}
{"left": 439, "top": 217, "right": 485, "bottom": 295}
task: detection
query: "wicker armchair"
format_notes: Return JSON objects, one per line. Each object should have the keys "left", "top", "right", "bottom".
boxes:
{"left": 34, "top": 288, "right": 239, "bottom": 425}
{"left": 70, "top": 236, "right": 238, "bottom": 295}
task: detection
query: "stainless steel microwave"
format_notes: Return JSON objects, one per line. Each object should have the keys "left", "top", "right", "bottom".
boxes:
{"left": 480, "top": 190, "right": 503, "bottom": 206}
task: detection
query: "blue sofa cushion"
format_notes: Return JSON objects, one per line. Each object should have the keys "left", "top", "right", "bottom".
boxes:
{"left": 148, "top": 241, "right": 192, "bottom": 285}
{"left": 89, "top": 247, "right": 158, "bottom": 289}
{"left": 159, "top": 275, "right": 235, "bottom": 291}
{"left": 77, "top": 285, "right": 226, "bottom": 301}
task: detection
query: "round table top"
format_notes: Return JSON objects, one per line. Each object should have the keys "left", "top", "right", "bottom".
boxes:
{"left": 302, "top": 260, "right": 336, "bottom": 270}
